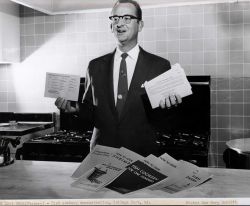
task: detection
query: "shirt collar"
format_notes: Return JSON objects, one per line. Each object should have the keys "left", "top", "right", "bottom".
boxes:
{"left": 115, "top": 44, "right": 140, "bottom": 61}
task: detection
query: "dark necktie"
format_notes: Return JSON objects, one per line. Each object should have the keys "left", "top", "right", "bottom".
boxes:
{"left": 116, "top": 53, "right": 128, "bottom": 118}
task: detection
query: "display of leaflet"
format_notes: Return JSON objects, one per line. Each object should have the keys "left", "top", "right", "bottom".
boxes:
{"left": 70, "top": 144, "right": 212, "bottom": 195}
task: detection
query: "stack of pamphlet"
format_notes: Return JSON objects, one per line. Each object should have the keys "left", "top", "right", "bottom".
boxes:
{"left": 144, "top": 63, "right": 193, "bottom": 109}
{"left": 71, "top": 145, "right": 212, "bottom": 194}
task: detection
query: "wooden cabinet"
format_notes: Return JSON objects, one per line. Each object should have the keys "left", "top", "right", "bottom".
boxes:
{"left": 0, "top": 0, "right": 20, "bottom": 63}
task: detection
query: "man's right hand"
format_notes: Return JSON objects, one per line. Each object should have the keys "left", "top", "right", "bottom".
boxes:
{"left": 55, "top": 97, "right": 79, "bottom": 113}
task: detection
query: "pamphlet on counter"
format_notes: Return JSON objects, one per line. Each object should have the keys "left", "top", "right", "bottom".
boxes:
{"left": 71, "top": 144, "right": 212, "bottom": 194}
{"left": 72, "top": 146, "right": 143, "bottom": 191}
{"left": 71, "top": 145, "right": 117, "bottom": 179}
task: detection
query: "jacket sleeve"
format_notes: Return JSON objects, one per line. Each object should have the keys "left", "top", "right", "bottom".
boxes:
{"left": 141, "top": 58, "right": 183, "bottom": 133}
{"left": 77, "top": 66, "right": 94, "bottom": 129}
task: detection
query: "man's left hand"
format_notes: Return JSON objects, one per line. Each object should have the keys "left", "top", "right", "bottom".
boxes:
{"left": 159, "top": 94, "right": 182, "bottom": 109}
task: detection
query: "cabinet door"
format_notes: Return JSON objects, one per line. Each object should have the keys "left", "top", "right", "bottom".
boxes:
{"left": 0, "top": 0, "right": 20, "bottom": 63}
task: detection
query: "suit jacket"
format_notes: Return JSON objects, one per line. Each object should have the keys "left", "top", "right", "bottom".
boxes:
{"left": 79, "top": 47, "right": 171, "bottom": 156}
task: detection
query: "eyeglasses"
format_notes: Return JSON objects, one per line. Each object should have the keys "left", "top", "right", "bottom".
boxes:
{"left": 109, "top": 15, "right": 140, "bottom": 24}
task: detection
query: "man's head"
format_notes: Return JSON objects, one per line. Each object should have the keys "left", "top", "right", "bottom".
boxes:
{"left": 110, "top": 0, "right": 144, "bottom": 52}
{"left": 112, "top": 0, "right": 142, "bottom": 21}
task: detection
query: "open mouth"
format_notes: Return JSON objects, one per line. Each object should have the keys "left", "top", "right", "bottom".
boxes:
{"left": 117, "top": 29, "right": 126, "bottom": 34}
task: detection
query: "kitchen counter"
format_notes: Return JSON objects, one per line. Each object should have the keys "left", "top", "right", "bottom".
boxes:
{"left": 0, "top": 122, "right": 54, "bottom": 136}
{"left": 1, "top": 160, "right": 250, "bottom": 200}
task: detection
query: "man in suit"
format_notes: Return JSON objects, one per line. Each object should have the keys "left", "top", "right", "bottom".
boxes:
{"left": 55, "top": 0, "right": 182, "bottom": 156}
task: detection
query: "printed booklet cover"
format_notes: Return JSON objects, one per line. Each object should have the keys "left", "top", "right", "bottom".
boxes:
{"left": 71, "top": 147, "right": 144, "bottom": 191}
{"left": 105, "top": 160, "right": 167, "bottom": 194}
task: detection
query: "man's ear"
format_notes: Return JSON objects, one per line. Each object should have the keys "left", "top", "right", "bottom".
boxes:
{"left": 110, "top": 24, "right": 114, "bottom": 32}
{"left": 138, "top": 20, "right": 144, "bottom": 32}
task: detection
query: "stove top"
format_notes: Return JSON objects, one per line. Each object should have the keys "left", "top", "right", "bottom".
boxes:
{"left": 156, "top": 131, "right": 210, "bottom": 166}
{"left": 28, "top": 130, "right": 92, "bottom": 144}
{"left": 18, "top": 130, "right": 92, "bottom": 162}
{"left": 19, "top": 130, "right": 210, "bottom": 166}
{"left": 156, "top": 132, "right": 209, "bottom": 150}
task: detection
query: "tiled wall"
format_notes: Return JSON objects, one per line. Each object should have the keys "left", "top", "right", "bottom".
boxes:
{"left": 0, "top": 1, "right": 250, "bottom": 167}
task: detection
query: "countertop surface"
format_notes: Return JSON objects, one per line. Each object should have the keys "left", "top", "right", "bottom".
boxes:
{"left": 0, "top": 122, "right": 54, "bottom": 136}
{"left": 1, "top": 160, "right": 250, "bottom": 199}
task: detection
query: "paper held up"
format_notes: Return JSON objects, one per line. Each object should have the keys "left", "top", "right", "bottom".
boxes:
{"left": 144, "top": 63, "right": 192, "bottom": 109}
{"left": 44, "top": 72, "right": 80, "bottom": 101}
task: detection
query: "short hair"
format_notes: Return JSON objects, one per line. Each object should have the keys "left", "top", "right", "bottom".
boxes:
{"left": 112, "top": 0, "right": 142, "bottom": 20}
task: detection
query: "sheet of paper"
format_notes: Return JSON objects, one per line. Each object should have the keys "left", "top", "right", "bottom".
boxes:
{"left": 159, "top": 153, "right": 179, "bottom": 168}
{"left": 155, "top": 160, "right": 212, "bottom": 193}
{"left": 71, "top": 144, "right": 118, "bottom": 179}
{"left": 44, "top": 72, "right": 80, "bottom": 101}
{"left": 71, "top": 163, "right": 122, "bottom": 191}
{"left": 71, "top": 147, "right": 144, "bottom": 191}
{"left": 144, "top": 154, "right": 176, "bottom": 176}
{"left": 144, "top": 63, "right": 192, "bottom": 109}
{"left": 144, "top": 154, "right": 180, "bottom": 191}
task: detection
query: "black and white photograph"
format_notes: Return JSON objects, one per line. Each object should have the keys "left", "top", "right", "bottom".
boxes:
{"left": 0, "top": 0, "right": 250, "bottom": 205}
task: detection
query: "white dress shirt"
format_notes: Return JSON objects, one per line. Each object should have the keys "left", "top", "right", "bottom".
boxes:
{"left": 113, "top": 44, "right": 140, "bottom": 105}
